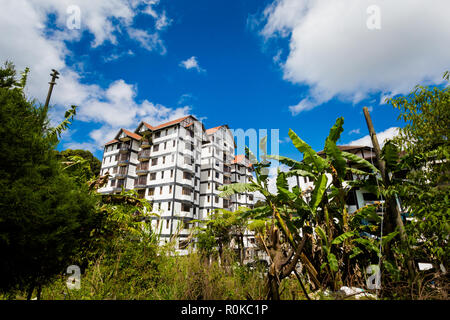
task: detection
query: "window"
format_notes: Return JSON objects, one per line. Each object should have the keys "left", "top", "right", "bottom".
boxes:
{"left": 170, "top": 170, "right": 174, "bottom": 178}
{"left": 215, "top": 183, "right": 219, "bottom": 191}
{"left": 183, "top": 171, "right": 192, "bottom": 180}
{"left": 169, "top": 185, "right": 172, "bottom": 193}
{"left": 111, "top": 179, "right": 116, "bottom": 187}
{"left": 166, "top": 219, "right": 170, "bottom": 229}
{"left": 155, "top": 132, "right": 161, "bottom": 138}
{"left": 181, "top": 203, "right": 191, "bottom": 212}
{"left": 161, "top": 171, "right": 165, "bottom": 179}
{"left": 114, "top": 155, "right": 118, "bottom": 161}
{"left": 173, "top": 140, "right": 176, "bottom": 147}
{"left": 150, "top": 173, "right": 156, "bottom": 180}
{"left": 179, "top": 239, "right": 190, "bottom": 249}
{"left": 151, "top": 158, "right": 158, "bottom": 166}
{"left": 160, "top": 186, "right": 163, "bottom": 195}
{"left": 215, "top": 196, "right": 219, "bottom": 203}
{"left": 153, "top": 144, "right": 159, "bottom": 152}
{"left": 113, "top": 166, "right": 118, "bottom": 173}
{"left": 165, "top": 129, "right": 168, "bottom": 136}
{"left": 215, "top": 171, "right": 220, "bottom": 179}
{"left": 164, "top": 142, "right": 167, "bottom": 150}
{"left": 162, "top": 156, "right": 166, "bottom": 164}
{"left": 172, "top": 154, "right": 175, "bottom": 162}
{"left": 148, "top": 188, "right": 155, "bottom": 196}
{"left": 208, "top": 170, "right": 211, "bottom": 177}
{"left": 207, "top": 196, "right": 210, "bottom": 202}
{"left": 168, "top": 202, "right": 171, "bottom": 211}
{"left": 208, "top": 183, "right": 211, "bottom": 190}
{"left": 182, "top": 187, "right": 191, "bottom": 195}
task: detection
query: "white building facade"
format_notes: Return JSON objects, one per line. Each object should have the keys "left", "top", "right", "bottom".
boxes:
{"left": 98, "top": 115, "right": 255, "bottom": 252}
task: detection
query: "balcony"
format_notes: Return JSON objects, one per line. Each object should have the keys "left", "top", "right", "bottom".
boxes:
{"left": 223, "top": 166, "right": 231, "bottom": 176}
{"left": 140, "top": 139, "right": 151, "bottom": 149}
{"left": 119, "top": 145, "right": 131, "bottom": 153}
{"left": 136, "top": 164, "right": 149, "bottom": 175}
{"left": 113, "top": 183, "right": 125, "bottom": 192}
{"left": 116, "top": 172, "right": 127, "bottom": 179}
{"left": 118, "top": 158, "right": 129, "bottom": 166}
{"left": 134, "top": 179, "right": 147, "bottom": 189}
{"left": 119, "top": 135, "right": 131, "bottom": 142}
{"left": 138, "top": 150, "right": 151, "bottom": 161}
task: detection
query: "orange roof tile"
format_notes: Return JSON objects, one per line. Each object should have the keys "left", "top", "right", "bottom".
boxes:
{"left": 205, "top": 125, "right": 223, "bottom": 135}
{"left": 122, "top": 128, "right": 142, "bottom": 140}
{"left": 104, "top": 139, "right": 119, "bottom": 146}
{"left": 143, "top": 115, "right": 192, "bottom": 131}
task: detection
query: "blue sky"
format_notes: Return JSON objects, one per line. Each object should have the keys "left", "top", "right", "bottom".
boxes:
{"left": 1, "top": 0, "right": 448, "bottom": 162}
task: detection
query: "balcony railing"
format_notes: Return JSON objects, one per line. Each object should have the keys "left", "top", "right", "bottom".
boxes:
{"left": 116, "top": 172, "right": 127, "bottom": 179}
{"left": 134, "top": 179, "right": 147, "bottom": 189}
{"left": 119, "top": 144, "right": 131, "bottom": 153}
{"left": 140, "top": 139, "right": 151, "bottom": 149}
{"left": 136, "top": 163, "right": 149, "bottom": 175}
{"left": 138, "top": 150, "right": 151, "bottom": 161}
{"left": 118, "top": 158, "right": 129, "bottom": 166}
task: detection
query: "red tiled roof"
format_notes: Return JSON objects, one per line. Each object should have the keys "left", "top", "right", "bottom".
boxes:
{"left": 143, "top": 115, "right": 192, "bottom": 131}
{"left": 104, "top": 139, "right": 119, "bottom": 146}
{"left": 232, "top": 154, "right": 245, "bottom": 164}
{"left": 122, "top": 128, "right": 142, "bottom": 140}
{"left": 205, "top": 125, "right": 224, "bottom": 135}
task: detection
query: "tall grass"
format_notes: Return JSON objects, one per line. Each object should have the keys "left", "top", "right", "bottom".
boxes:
{"left": 35, "top": 240, "right": 306, "bottom": 300}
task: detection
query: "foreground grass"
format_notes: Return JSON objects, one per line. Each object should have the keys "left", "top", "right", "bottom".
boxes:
{"left": 35, "top": 242, "right": 306, "bottom": 300}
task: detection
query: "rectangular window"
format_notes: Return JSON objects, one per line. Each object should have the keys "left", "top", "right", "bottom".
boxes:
{"left": 155, "top": 132, "right": 161, "bottom": 139}
{"left": 151, "top": 158, "right": 158, "bottom": 166}
{"left": 183, "top": 171, "right": 192, "bottom": 180}
{"left": 170, "top": 170, "right": 174, "bottom": 178}
{"left": 163, "top": 156, "right": 166, "bottom": 164}
{"left": 207, "top": 195, "right": 210, "bottom": 202}
{"left": 169, "top": 185, "right": 172, "bottom": 193}
{"left": 160, "top": 186, "right": 163, "bottom": 195}
{"left": 150, "top": 173, "right": 156, "bottom": 180}
{"left": 182, "top": 187, "right": 191, "bottom": 195}
{"left": 164, "top": 142, "right": 167, "bottom": 150}
{"left": 215, "top": 196, "right": 219, "bottom": 203}
{"left": 148, "top": 188, "right": 155, "bottom": 196}
{"left": 111, "top": 179, "right": 116, "bottom": 187}
{"left": 215, "top": 171, "right": 220, "bottom": 179}
{"left": 181, "top": 203, "right": 191, "bottom": 212}
{"left": 168, "top": 202, "right": 171, "bottom": 211}
{"left": 153, "top": 144, "right": 159, "bottom": 152}
{"left": 173, "top": 140, "right": 176, "bottom": 147}
{"left": 161, "top": 171, "right": 164, "bottom": 179}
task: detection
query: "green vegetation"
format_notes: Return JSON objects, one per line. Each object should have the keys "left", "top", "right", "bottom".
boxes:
{"left": 0, "top": 62, "right": 447, "bottom": 300}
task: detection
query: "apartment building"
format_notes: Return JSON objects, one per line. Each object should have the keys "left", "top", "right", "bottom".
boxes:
{"left": 98, "top": 115, "right": 255, "bottom": 252}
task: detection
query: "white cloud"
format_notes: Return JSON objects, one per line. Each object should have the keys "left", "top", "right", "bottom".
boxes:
{"left": 260, "top": 0, "right": 450, "bottom": 114}
{"left": 348, "top": 128, "right": 360, "bottom": 135}
{"left": 0, "top": 0, "right": 182, "bottom": 152}
{"left": 179, "top": 56, "right": 206, "bottom": 73}
{"left": 348, "top": 127, "right": 399, "bottom": 148}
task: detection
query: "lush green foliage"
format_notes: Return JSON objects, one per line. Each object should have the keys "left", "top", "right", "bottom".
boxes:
{"left": 0, "top": 62, "right": 98, "bottom": 298}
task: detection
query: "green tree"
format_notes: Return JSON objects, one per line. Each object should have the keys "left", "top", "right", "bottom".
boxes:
{"left": 382, "top": 74, "right": 449, "bottom": 298}
{"left": 0, "top": 62, "right": 97, "bottom": 299}
{"left": 56, "top": 149, "right": 102, "bottom": 178}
